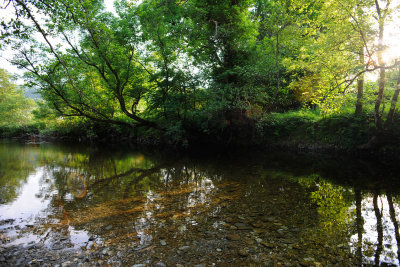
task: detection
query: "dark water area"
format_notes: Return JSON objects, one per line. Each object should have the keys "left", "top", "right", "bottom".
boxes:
{"left": 1, "top": 141, "right": 400, "bottom": 266}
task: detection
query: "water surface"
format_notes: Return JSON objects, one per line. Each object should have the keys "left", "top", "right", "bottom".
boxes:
{"left": 1, "top": 141, "right": 400, "bottom": 265}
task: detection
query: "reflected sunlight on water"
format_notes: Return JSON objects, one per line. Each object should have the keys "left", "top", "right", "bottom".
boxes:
{"left": 350, "top": 194, "right": 400, "bottom": 265}
{"left": 1, "top": 141, "right": 400, "bottom": 265}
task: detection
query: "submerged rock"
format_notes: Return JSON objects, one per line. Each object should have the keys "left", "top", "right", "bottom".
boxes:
{"left": 238, "top": 249, "right": 249, "bottom": 257}
{"left": 234, "top": 223, "right": 252, "bottom": 230}
{"left": 178, "top": 246, "right": 190, "bottom": 251}
{"left": 226, "top": 234, "right": 241, "bottom": 241}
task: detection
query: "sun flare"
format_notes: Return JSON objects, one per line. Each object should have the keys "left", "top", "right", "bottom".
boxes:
{"left": 382, "top": 21, "right": 400, "bottom": 64}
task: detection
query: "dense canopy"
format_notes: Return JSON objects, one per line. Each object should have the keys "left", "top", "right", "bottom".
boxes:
{"left": 1, "top": 0, "right": 400, "bottom": 147}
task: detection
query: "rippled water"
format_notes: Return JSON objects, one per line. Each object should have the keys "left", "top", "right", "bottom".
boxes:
{"left": 1, "top": 141, "right": 400, "bottom": 265}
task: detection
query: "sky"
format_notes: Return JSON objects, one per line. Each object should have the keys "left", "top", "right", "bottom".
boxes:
{"left": 0, "top": 5, "right": 22, "bottom": 81}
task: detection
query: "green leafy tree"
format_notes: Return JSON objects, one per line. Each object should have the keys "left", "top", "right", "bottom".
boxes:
{"left": 253, "top": 0, "right": 320, "bottom": 103}
{"left": 0, "top": 68, "right": 34, "bottom": 128}
{"left": 184, "top": 0, "right": 258, "bottom": 109}
{"left": 2, "top": 0, "right": 165, "bottom": 131}
{"left": 283, "top": 0, "right": 376, "bottom": 115}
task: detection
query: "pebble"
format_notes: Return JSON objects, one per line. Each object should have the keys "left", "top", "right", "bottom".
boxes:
{"left": 238, "top": 249, "right": 249, "bottom": 257}
{"left": 250, "top": 222, "right": 262, "bottom": 228}
{"left": 160, "top": 240, "right": 167, "bottom": 246}
{"left": 276, "top": 229, "right": 286, "bottom": 236}
{"left": 244, "top": 239, "right": 254, "bottom": 245}
{"left": 261, "top": 242, "right": 274, "bottom": 248}
{"left": 261, "top": 216, "right": 276, "bottom": 222}
{"left": 102, "top": 248, "right": 110, "bottom": 255}
{"left": 177, "top": 225, "right": 186, "bottom": 232}
{"left": 253, "top": 228, "right": 265, "bottom": 234}
{"left": 155, "top": 263, "right": 166, "bottom": 267}
{"left": 227, "top": 234, "right": 241, "bottom": 241}
{"left": 234, "top": 223, "right": 252, "bottom": 230}
{"left": 178, "top": 246, "right": 190, "bottom": 251}
{"left": 51, "top": 244, "right": 64, "bottom": 251}
{"left": 61, "top": 261, "right": 72, "bottom": 267}
{"left": 205, "top": 231, "right": 216, "bottom": 235}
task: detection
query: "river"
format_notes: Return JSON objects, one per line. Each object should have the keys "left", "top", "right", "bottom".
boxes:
{"left": 1, "top": 140, "right": 400, "bottom": 266}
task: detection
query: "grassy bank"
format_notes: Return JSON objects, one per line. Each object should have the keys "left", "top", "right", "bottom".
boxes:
{"left": 4, "top": 108, "right": 400, "bottom": 155}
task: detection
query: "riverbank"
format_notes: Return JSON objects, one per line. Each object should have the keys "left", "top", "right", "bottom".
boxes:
{"left": 2, "top": 111, "right": 400, "bottom": 158}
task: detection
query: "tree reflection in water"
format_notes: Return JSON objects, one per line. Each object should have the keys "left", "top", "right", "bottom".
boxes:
{"left": 373, "top": 190, "right": 383, "bottom": 266}
{"left": 2, "top": 142, "right": 400, "bottom": 265}
{"left": 355, "top": 187, "right": 363, "bottom": 266}
{"left": 350, "top": 190, "right": 400, "bottom": 265}
{"left": 387, "top": 191, "right": 400, "bottom": 264}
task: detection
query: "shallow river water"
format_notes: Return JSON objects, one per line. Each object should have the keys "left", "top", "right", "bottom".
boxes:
{"left": 1, "top": 141, "right": 400, "bottom": 266}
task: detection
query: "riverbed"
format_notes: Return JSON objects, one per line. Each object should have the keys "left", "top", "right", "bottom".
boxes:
{"left": 1, "top": 141, "right": 400, "bottom": 266}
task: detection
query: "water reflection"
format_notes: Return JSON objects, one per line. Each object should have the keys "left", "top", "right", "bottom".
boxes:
{"left": 0, "top": 143, "right": 39, "bottom": 203}
{"left": 349, "top": 191, "right": 400, "bottom": 265}
{"left": 1, "top": 141, "right": 400, "bottom": 265}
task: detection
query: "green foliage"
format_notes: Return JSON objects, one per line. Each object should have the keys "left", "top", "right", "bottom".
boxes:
{"left": 0, "top": 142, "right": 37, "bottom": 203}
{"left": 310, "top": 182, "right": 351, "bottom": 230}
{"left": 256, "top": 109, "right": 320, "bottom": 139}
{"left": 254, "top": 108, "right": 373, "bottom": 148}
{"left": 1, "top": 0, "right": 400, "bottom": 147}
{"left": 0, "top": 69, "right": 37, "bottom": 137}
{"left": 0, "top": 69, "right": 35, "bottom": 128}
{"left": 316, "top": 112, "right": 372, "bottom": 146}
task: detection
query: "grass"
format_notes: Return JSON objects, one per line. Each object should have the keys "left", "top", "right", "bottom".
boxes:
{"left": 255, "top": 107, "right": 375, "bottom": 148}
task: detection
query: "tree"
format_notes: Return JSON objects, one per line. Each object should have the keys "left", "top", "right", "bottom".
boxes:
{"left": 373, "top": 0, "right": 392, "bottom": 129}
{"left": 253, "top": 0, "right": 316, "bottom": 103}
{"left": 383, "top": 65, "right": 400, "bottom": 124}
{"left": 0, "top": 68, "right": 34, "bottom": 128}
{"left": 184, "top": 0, "right": 258, "bottom": 110}
{"left": 284, "top": 0, "right": 377, "bottom": 115}
{"left": 350, "top": 0, "right": 376, "bottom": 115}
{"left": 2, "top": 0, "right": 167, "bottom": 132}
{"left": 133, "top": 0, "right": 202, "bottom": 123}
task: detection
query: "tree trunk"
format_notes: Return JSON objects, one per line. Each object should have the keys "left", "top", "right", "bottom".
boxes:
{"left": 355, "top": 48, "right": 364, "bottom": 115}
{"left": 355, "top": 188, "right": 363, "bottom": 265}
{"left": 373, "top": 191, "right": 383, "bottom": 266}
{"left": 374, "top": 49, "right": 385, "bottom": 130}
{"left": 273, "top": 33, "right": 280, "bottom": 101}
{"left": 387, "top": 191, "right": 400, "bottom": 265}
{"left": 374, "top": 3, "right": 386, "bottom": 130}
{"left": 384, "top": 65, "right": 400, "bottom": 128}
